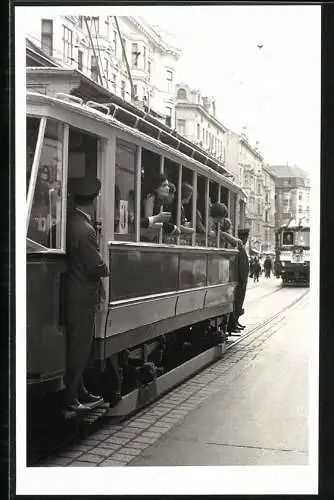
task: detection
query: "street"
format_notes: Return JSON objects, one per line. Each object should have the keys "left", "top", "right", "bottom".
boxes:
{"left": 39, "top": 277, "right": 311, "bottom": 469}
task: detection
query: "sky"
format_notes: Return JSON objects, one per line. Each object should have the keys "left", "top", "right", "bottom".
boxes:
{"left": 141, "top": 5, "right": 321, "bottom": 174}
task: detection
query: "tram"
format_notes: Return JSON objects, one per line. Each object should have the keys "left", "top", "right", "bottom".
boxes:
{"left": 26, "top": 89, "right": 247, "bottom": 417}
{"left": 276, "top": 222, "right": 310, "bottom": 286}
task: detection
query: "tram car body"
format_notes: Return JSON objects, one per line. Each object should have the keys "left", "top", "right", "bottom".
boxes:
{"left": 26, "top": 90, "right": 247, "bottom": 414}
{"left": 276, "top": 223, "right": 310, "bottom": 286}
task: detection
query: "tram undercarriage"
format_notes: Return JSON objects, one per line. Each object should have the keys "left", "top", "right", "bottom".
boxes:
{"left": 84, "top": 312, "right": 230, "bottom": 415}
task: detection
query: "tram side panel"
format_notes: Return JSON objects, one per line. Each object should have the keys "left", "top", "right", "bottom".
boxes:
{"left": 93, "top": 243, "right": 238, "bottom": 361}
{"left": 27, "top": 254, "right": 67, "bottom": 391}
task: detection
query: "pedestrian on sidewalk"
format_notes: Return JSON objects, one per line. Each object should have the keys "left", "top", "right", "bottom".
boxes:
{"left": 253, "top": 257, "right": 261, "bottom": 282}
{"left": 264, "top": 256, "right": 272, "bottom": 278}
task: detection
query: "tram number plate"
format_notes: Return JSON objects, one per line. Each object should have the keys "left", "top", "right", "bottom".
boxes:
{"left": 292, "top": 255, "right": 302, "bottom": 263}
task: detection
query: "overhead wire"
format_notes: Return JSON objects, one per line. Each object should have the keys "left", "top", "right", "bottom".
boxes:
{"left": 27, "top": 33, "right": 133, "bottom": 98}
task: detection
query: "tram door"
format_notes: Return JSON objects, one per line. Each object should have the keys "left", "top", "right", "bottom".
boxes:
{"left": 68, "top": 128, "right": 104, "bottom": 340}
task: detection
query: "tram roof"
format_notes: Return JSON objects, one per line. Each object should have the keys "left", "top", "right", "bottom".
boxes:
{"left": 27, "top": 90, "right": 247, "bottom": 196}
{"left": 26, "top": 67, "right": 238, "bottom": 181}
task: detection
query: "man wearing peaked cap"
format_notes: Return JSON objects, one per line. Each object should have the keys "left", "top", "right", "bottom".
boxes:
{"left": 63, "top": 175, "right": 109, "bottom": 412}
{"left": 230, "top": 228, "right": 250, "bottom": 333}
{"left": 68, "top": 176, "right": 101, "bottom": 198}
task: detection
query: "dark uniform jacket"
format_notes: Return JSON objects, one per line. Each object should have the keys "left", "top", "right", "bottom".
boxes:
{"left": 237, "top": 244, "right": 249, "bottom": 284}
{"left": 65, "top": 207, "right": 109, "bottom": 307}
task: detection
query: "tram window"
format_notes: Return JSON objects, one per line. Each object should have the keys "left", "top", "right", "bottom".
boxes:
{"left": 283, "top": 231, "right": 294, "bottom": 245}
{"left": 179, "top": 166, "right": 194, "bottom": 246}
{"left": 208, "top": 181, "right": 219, "bottom": 247}
{"left": 140, "top": 148, "right": 162, "bottom": 243}
{"left": 220, "top": 186, "right": 229, "bottom": 207}
{"left": 163, "top": 158, "right": 181, "bottom": 244}
{"left": 26, "top": 116, "right": 41, "bottom": 193}
{"left": 229, "top": 192, "right": 237, "bottom": 236}
{"left": 114, "top": 139, "right": 137, "bottom": 241}
{"left": 68, "top": 128, "right": 98, "bottom": 179}
{"left": 27, "top": 119, "right": 64, "bottom": 251}
{"left": 196, "top": 175, "right": 207, "bottom": 246}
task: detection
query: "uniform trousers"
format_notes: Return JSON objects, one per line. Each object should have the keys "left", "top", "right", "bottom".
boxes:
{"left": 228, "top": 280, "right": 247, "bottom": 330}
{"left": 63, "top": 298, "right": 96, "bottom": 404}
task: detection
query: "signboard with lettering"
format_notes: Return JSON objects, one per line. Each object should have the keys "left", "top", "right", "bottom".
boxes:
{"left": 119, "top": 200, "right": 128, "bottom": 234}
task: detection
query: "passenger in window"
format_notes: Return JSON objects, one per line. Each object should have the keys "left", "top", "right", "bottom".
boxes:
{"left": 63, "top": 176, "right": 109, "bottom": 412}
{"left": 169, "top": 182, "right": 195, "bottom": 236}
{"left": 209, "top": 202, "right": 229, "bottom": 240}
{"left": 141, "top": 173, "right": 178, "bottom": 235}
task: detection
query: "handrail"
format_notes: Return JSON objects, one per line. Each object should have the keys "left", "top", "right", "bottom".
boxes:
{"left": 54, "top": 93, "right": 83, "bottom": 105}
{"left": 107, "top": 239, "right": 239, "bottom": 254}
{"left": 86, "top": 100, "right": 111, "bottom": 115}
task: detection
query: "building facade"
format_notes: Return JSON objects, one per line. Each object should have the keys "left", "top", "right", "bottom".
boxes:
{"left": 262, "top": 166, "right": 276, "bottom": 252}
{"left": 174, "top": 83, "right": 227, "bottom": 163}
{"left": 26, "top": 15, "right": 182, "bottom": 127}
{"left": 265, "top": 165, "right": 310, "bottom": 228}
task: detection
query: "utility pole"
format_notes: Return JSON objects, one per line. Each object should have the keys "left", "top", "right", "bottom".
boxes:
{"left": 114, "top": 16, "right": 135, "bottom": 103}
{"left": 84, "top": 16, "right": 104, "bottom": 87}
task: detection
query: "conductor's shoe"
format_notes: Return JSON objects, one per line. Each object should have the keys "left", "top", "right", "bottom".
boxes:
{"left": 230, "top": 327, "right": 243, "bottom": 333}
{"left": 80, "top": 393, "right": 104, "bottom": 405}
{"left": 237, "top": 323, "right": 246, "bottom": 329}
{"left": 80, "top": 393, "right": 104, "bottom": 409}
{"left": 67, "top": 398, "right": 92, "bottom": 412}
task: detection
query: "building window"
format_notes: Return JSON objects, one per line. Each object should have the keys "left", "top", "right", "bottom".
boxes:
{"left": 132, "top": 43, "right": 139, "bottom": 67}
{"left": 78, "top": 16, "right": 83, "bottom": 29}
{"left": 133, "top": 84, "right": 138, "bottom": 99}
{"left": 62, "top": 25, "right": 73, "bottom": 63}
{"left": 122, "top": 38, "right": 126, "bottom": 62}
{"left": 78, "top": 50, "right": 83, "bottom": 71}
{"left": 147, "top": 60, "right": 151, "bottom": 80}
{"left": 113, "top": 30, "right": 117, "bottom": 54}
{"left": 121, "top": 80, "right": 126, "bottom": 99}
{"left": 91, "top": 55, "right": 98, "bottom": 82}
{"left": 177, "top": 88, "right": 187, "bottom": 100}
{"left": 112, "top": 73, "right": 117, "bottom": 93}
{"left": 177, "top": 119, "right": 186, "bottom": 136}
{"left": 206, "top": 130, "right": 209, "bottom": 145}
{"left": 92, "top": 17, "right": 99, "bottom": 32}
{"left": 143, "top": 46, "right": 146, "bottom": 69}
{"left": 104, "top": 58, "right": 109, "bottom": 85}
{"left": 165, "top": 107, "right": 172, "bottom": 127}
{"left": 202, "top": 127, "right": 205, "bottom": 143}
{"left": 197, "top": 123, "right": 200, "bottom": 140}
{"left": 166, "top": 69, "right": 173, "bottom": 92}
{"left": 299, "top": 192, "right": 303, "bottom": 200}
{"left": 41, "top": 19, "right": 53, "bottom": 56}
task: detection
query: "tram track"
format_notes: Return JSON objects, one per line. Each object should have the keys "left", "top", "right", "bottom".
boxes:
{"left": 226, "top": 287, "right": 309, "bottom": 353}
{"left": 31, "top": 286, "right": 308, "bottom": 467}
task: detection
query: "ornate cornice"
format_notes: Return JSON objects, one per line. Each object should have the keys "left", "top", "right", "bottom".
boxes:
{"left": 127, "top": 17, "right": 182, "bottom": 58}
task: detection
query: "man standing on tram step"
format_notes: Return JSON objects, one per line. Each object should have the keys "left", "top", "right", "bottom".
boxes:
{"left": 63, "top": 176, "right": 110, "bottom": 412}
{"left": 220, "top": 228, "right": 250, "bottom": 334}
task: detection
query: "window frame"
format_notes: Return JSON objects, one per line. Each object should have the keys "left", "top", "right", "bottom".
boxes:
{"left": 26, "top": 118, "right": 69, "bottom": 254}
{"left": 62, "top": 24, "right": 73, "bottom": 64}
{"left": 132, "top": 42, "right": 139, "bottom": 67}
{"left": 41, "top": 19, "right": 53, "bottom": 56}
{"left": 166, "top": 69, "right": 173, "bottom": 92}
